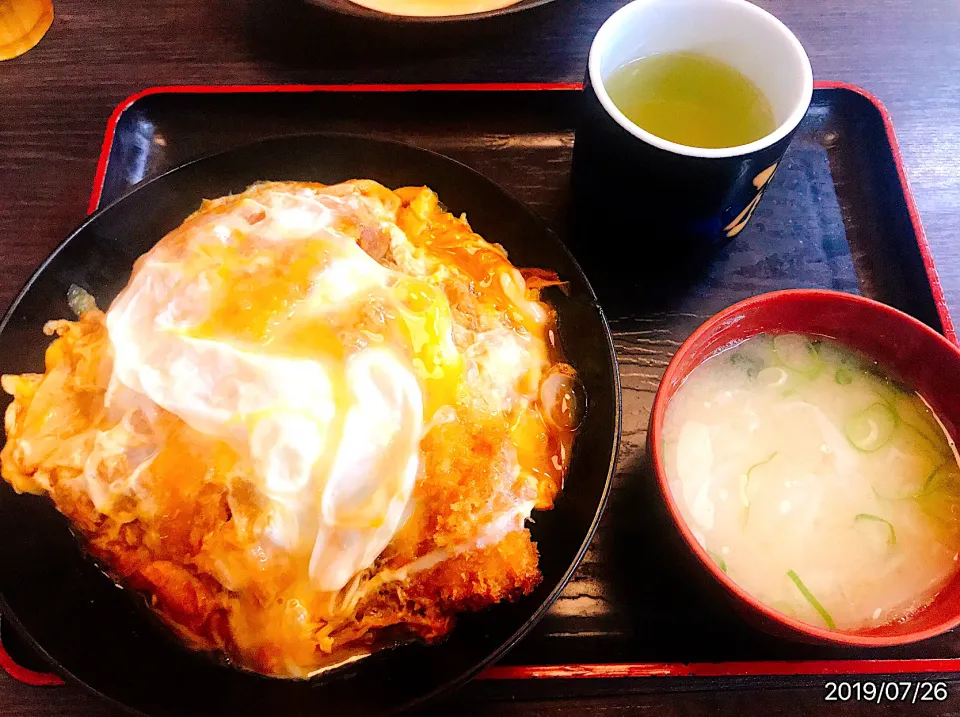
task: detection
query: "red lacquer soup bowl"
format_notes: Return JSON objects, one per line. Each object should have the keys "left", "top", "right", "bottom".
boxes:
{"left": 648, "top": 289, "right": 960, "bottom": 647}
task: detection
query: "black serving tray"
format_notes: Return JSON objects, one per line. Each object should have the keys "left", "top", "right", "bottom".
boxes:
{"left": 5, "top": 82, "right": 958, "bottom": 697}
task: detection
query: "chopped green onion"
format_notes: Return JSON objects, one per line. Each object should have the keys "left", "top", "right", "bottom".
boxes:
{"left": 869, "top": 380, "right": 899, "bottom": 409}
{"left": 855, "top": 513, "right": 897, "bottom": 545}
{"left": 706, "top": 549, "right": 727, "bottom": 573}
{"left": 786, "top": 569, "right": 836, "bottom": 630}
{"left": 900, "top": 421, "right": 946, "bottom": 457}
{"left": 741, "top": 452, "right": 778, "bottom": 524}
{"left": 916, "top": 470, "right": 960, "bottom": 528}
{"left": 845, "top": 403, "right": 897, "bottom": 452}
{"left": 894, "top": 398, "right": 953, "bottom": 458}
{"left": 773, "top": 334, "right": 823, "bottom": 377}
{"left": 919, "top": 465, "right": 944, "bottom": 497}
{"left": 916, "top": 462, "right": 955, "bottom": 498}
{"left": 873, "top": 481, "right": 924, "bottom": 502}
{"left": 835, "top": 367, "right": 853, "bottom": 385}
{"left": 747, "top": 452, "right": 778, "bottom": 483}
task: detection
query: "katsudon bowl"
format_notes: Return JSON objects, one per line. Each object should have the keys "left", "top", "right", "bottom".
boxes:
{"left": 0, "top": 134, "right": 621, "bottom": 716}
{"left": 648, "top": 289, "right": 960, "bottom": 648}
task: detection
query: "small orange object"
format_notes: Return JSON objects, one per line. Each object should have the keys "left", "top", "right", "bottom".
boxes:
{"left": 0, "top": 0, "right": 52, "bottom": 61}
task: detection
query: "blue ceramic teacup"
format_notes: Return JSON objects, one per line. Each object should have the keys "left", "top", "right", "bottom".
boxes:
{"left": 573, "top": 0, "right": 813, "bottom": 256}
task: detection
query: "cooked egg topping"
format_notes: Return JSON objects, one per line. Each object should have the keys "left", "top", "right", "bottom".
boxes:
{"left": 107, "top": 187, "right": 438, "bottom": 590}
{"left": 101, "top": 180, "right": 574, "bottom": 591}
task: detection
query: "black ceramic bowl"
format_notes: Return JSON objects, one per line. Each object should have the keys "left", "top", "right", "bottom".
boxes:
{"left": 0, "top": 134, "right": 620, "bottom": 716}
{"left": 303, "top": 0, "right": 557, "bottom": 24}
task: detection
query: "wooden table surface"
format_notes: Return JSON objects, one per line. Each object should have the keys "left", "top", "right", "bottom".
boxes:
{"left": 1, "top": 0, "right": 959, "bottom": 714}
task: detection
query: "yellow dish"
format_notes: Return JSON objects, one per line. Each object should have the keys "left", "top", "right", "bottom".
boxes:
{"left": 346, "top": 0, "right": 523, "bottom": 17}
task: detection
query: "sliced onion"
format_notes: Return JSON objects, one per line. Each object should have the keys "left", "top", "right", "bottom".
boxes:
{"left": 846, "top": 403, "right": 897, "bottom": 452}
{"left": 67, "top": 284, "right": 98, "bottom": 317}
{"left": 539, "top": 367, "right": 584, "bottom": 431}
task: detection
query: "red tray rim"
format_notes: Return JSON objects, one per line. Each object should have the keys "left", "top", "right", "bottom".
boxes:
{"left": 9, "top": 80, "right": 956, "bottom": 690}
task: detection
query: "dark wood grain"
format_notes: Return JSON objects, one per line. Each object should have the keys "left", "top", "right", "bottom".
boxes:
{"left": 0, "top": 0, "right": 959, "bottom": 715}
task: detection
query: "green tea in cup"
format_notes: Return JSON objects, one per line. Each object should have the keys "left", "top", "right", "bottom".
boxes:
{"left": 575, "top": 0, "right": 812, "bottom": 249}
{"left": 605, "top": 51, "right": 777, "bottom": 149}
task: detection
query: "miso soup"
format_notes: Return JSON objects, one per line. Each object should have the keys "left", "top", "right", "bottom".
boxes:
{"left": 663, "top": 334, "right": 960, "bottom": 631}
